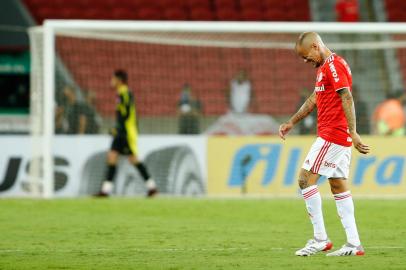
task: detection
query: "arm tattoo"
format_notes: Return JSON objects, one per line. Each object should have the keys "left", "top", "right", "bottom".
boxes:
{"left": 337, "top": 88, "right": 356, "bottom": 134}
{"left": 289, "top": 92, "right": 316, "bottom": 125}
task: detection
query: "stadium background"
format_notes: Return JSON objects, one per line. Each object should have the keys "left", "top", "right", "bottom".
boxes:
{"left": 1, "top": 0, "right": 406, "bottom": 198}
{"left": 1, "top": 1, "right": 406, "bottom": 269}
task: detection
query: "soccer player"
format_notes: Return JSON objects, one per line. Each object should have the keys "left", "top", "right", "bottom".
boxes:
{"left": 279, "top": 32, "right": 370, "bottom": 256}
{"left": 97, "top": 70, "right": 158, "bottom": 197}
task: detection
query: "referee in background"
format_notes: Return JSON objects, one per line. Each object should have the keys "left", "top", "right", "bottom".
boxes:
{"left": 97, "top": 70, "right": 158, "bottom": 197}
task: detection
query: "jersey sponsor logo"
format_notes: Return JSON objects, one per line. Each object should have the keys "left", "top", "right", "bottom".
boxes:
{"left": 314, "top": 85, "right": 325, "bottom": 92}
{"left": 324, "top": 161, "right": 336, "bottom": 168}
{"left": 329, "top": 62, "right": 339, "bottom": 82}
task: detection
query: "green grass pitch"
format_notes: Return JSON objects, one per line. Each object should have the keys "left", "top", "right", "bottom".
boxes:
{"left": 0, "top": 198, "right": 405, "bottom": 269}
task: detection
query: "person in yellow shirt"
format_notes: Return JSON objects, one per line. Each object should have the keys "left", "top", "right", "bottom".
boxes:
{"left": 97, "top": 70, "right": 157, "bottom": 197}
{"left": 373, "top": 91, "right": 406, "bottom": 136}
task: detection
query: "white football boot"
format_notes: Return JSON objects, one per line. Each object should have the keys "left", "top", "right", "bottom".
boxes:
{"left": 326, "top": 243, "right": 365, "bottom": 256}
{"left": 295, "top": 239, "right": 333, "bottom": 256}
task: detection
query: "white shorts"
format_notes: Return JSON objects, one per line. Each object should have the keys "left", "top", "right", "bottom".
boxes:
{"left": 302, "top": 137, "right": 351, "bottom": 179}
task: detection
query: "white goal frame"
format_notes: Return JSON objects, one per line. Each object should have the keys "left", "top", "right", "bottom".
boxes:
{"left": 35, "top": 20, "right": 406, "bottom": 198}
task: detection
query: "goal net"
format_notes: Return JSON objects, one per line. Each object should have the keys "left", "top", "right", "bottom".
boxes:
{"left": 28, "top": 21, "right": 406, "bottom": 197}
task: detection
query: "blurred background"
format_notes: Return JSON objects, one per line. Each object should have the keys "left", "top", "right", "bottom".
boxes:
{"left": 1, "top": 0, "right": 406, "bottom": 197}
{"left": 1, "top": 0, "right": 405, "bottom": 136}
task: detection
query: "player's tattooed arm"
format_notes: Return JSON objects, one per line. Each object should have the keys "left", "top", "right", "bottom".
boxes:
{"left": 338, "top": 88, "right": 370, "bottom": 154}
{"left": 337, "top": 88, "right": 356, "bottom": 134}
{"left": 279, "top": 92, "right": 316, "bottom": 140}
{"left": 289, "top": 91, "right": 316, "bottom": 125}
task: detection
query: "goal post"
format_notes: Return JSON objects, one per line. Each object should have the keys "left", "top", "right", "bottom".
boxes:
{"left": 29, "top": 21, "right": 406, "bottom": 198}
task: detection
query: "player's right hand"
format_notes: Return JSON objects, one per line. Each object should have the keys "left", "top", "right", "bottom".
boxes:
{"left": 279, "top": 122, "right": 293, "bottom": 140}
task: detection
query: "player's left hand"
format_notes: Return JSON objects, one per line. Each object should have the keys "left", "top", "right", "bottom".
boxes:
{"left": 351, "top": 132, "right": 370, "bottom": 154}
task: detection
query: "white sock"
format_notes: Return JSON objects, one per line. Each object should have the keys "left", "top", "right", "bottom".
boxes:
{"left": 101, "top": 181, "right": 113, "bottom": 194}
{"left": 334, "top": 191, "right": 361, "bottom": 246}
{"left": 146, "top": 178, "right": 156, "bottom": 190}
{"left": 301, "top": 185, "right": 327, "bottom": 241}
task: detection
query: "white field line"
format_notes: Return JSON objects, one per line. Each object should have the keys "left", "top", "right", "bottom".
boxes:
{"left": 0, "top": 246, "right": 403, "bottom": 253}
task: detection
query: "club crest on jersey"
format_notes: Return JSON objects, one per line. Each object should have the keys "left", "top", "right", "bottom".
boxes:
{"left": 329, "top": 62, "right": 339, "bottom": 82}
{"left": 317, "top": 72, "right": 323, "bottom": 82}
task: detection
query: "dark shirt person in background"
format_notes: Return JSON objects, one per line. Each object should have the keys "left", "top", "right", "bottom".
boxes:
{"left": 178, "top": 83, "right": 201, "bottom": 134}
{"left": 82, "top": 90, "right": 100, "bottom": 134}
{"left": 63, "top": 85, "right": 98, "bottom": 134}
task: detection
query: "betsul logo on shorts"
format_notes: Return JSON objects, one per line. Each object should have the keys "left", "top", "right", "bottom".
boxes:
{"left": 324, "top": 161, "right": 336, "bottom": 168}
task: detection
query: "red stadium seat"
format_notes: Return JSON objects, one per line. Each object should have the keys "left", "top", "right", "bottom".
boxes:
{"left": 58, "top": 7, "right": 86, "bottom": 19}
{"left": 137, "top": 7, "right": 163, "bottom": 20}
{"left": 263, "top": 8, "right": 285, "bottom": 21}
{"left": 240, "top": 8, "right": 263, "bottom": 21}
{"left": 23, "top": 0, "right": 311, "bottom": 22}
{"left": 24, "top": 0, "right": 48, "bottom": 8}
{"left": 123, "top": 0, "right": 157, "bottom": 9}
{"left": 96, "top": 0, "right": 117, "bottom": 9}
{"left": 163, "top": 7, "right": 188, "bottom": 20}
{"left": 52, "top": 0, "right": 73, "bottom": 8}
{"left": 385, "top": 0, "right": 397, "bottom": 9}
{"left": 263, "top": 0, "right": 282, "bottom": 9}
{"left": 157, "top": 0, "right": 186, "bottom": 9}
{"left": 111, "top": 7, "right": 137, "bottom": 20}
{"left": 289, "top": 9, "right": 310, "bottom": 21}
{"left": 239, "top": 0, "right": 262, "bottom": 10}
{"left": 189, "top": 7, "right": 215, "bottom": 21}
{"left": 216, "top": 7, "right": 240, "bottom": 21}
{"left": 81, "top": 8, "right": 113, "bottom": 20}
{"left": 185, "top": 0, "right": 211, "bottom": 9}
{"left": 213, "top": 0, "right": 237, "bottom": 9}
{"left": 385, "top": 0, "right": 406, "bottom": 22}
{"left": 36, "top": 7, "right": 59, "bottom": 22}
{"left": 388, "top": 11, "right": 406, "bottom": 22}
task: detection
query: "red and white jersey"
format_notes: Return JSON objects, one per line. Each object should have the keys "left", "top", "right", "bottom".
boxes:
{"left": 314, "top": 53, "right": 352, "bottom": 147}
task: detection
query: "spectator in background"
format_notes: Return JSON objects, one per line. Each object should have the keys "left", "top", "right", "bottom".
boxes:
{"left": 55, "top": 102, "right": 66, "bottom": 134}
{"left": 372, "top": 91, "right": 406, "bottom": 136}
{"left": 82, "top": 90, "right": 101, "bottom": 134}
{"left": 228, "top": 70, "right": 253, "bottom": 113}
{"left": 296, "top": 88, "right": 317, "bottom": 135}
{"left": 177, "top": 83, "right": 201, "bottom": 134}
{"left": 352, "top": 86, "right": 370, "bottom": 134}
{"left": 63, "top": 85, "right": 98, "bottom": 134}
{"left": 335, "top": 0, "right": 359, "bottom": 22}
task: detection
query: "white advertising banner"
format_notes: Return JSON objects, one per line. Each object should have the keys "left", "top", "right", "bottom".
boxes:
{"left": 0, "top": 135, "right": 207, "bottom": 197}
